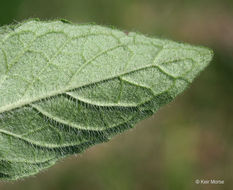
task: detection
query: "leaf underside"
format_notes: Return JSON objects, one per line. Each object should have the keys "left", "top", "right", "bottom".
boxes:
{"left": 0, "top": 19, "right": 213, "bottom": 180}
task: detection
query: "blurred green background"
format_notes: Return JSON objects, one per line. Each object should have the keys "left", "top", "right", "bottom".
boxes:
{"left": 0, "top": 0, "right": 232, "bottom": 189}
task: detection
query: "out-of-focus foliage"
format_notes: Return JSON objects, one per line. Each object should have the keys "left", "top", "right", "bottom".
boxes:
{"left": 0, "top": 0, "right": 232, "bottom": 189}
{"left": 0, "top": 0, "right": 23, "bottom": 25}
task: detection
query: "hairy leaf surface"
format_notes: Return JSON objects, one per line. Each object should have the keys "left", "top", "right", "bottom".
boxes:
{"left": 0, "top": 20, "right": 213, "bottom": 180}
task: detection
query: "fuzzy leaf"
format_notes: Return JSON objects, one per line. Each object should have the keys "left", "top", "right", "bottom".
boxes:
{"left": 0, "top": 20, "right": 213, "bottom": 180}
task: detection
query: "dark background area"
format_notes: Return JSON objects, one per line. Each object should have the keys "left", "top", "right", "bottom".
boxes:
{"left": 0, "top": 0, "right": 232, "bottom": 189}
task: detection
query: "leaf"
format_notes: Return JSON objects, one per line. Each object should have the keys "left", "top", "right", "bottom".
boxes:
{"left": 0, "top": 19, "right": 213, "bottom": 180}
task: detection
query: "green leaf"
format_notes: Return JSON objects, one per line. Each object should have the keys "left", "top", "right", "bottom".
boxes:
{"left": 0, "top": 19, "right": 213, "bottom": 180}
